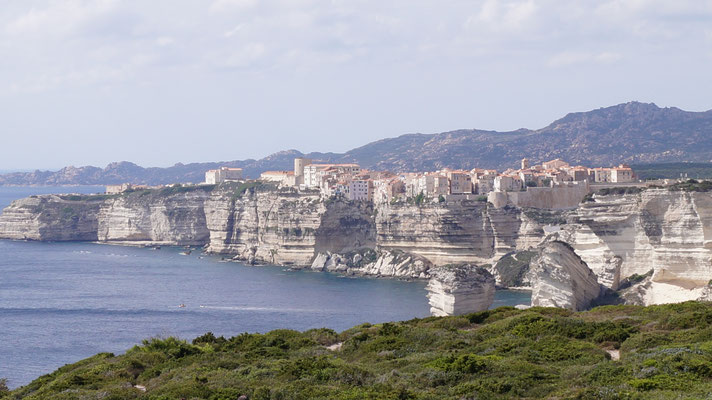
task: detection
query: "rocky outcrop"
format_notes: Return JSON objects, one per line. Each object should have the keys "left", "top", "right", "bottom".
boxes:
{"left": 529, "top": 241, "right": 601, "bottom": 310}
{"left": 308, "top": 250, "right": 432, "bottom": 279}
{"left": 616, "top": 269, "right": 712, "bottom": 306}
{"left": 491, "top": 250, "right": 536, "bottom": 288}
{"left": 558, "top": 189, "right": 712, "bottom": 300}
{"left": 0, "top": 195, "right": 101, "bottom": 241}
{"left": 426, "top": 265, "right": 495, "bottom": 316}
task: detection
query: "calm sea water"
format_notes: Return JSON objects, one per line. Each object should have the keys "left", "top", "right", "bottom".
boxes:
{"left": 0, "top": 186, "right": 530, "bottom": 388}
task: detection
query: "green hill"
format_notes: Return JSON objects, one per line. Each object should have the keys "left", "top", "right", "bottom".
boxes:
{"left": 6, "top": 302, "right": 712, "bottom": 399}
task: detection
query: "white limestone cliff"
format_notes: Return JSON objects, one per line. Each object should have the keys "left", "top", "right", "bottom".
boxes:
{"left": 426, "top": 265, "right": 495, "bottom": 316}
{"left": 97, "top": 191, "right": 210, "bottom": 245}
{"left": 3, "top": 185, "right": 712, "bottom": 308}
{"left": 309, "top": 250, "right": 432, "bottom": 279}
{"left": 529, "top": 241, "right": 601, "bottom": 311}
{"left": 559, "top": 189, "right": 712, "bottom": 303}
{"left": 0, "top": 195, "right": 100, "bottom": 241}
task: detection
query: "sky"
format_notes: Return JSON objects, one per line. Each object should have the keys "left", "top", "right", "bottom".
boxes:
{"left": 1, "top": 0, "right": 711, "bottom": 170}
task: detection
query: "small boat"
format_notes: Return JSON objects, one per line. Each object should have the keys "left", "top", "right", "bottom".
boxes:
{"left": 180, "top": 250, "right": 192, "bottom": 256}
{"left": 151, "top": 246, "right": 161, "bottom": 250}
{"left": 178, "top": 304, "right": 186, "bottom": 308}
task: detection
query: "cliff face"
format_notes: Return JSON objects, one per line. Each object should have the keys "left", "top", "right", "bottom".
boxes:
{"left": 97, "top": 191, "right": 211, "bottom": 245}
{"left": 308, "top": 250, "right": 432, "bottom": 279}
{"left": 0, "top": 188, "right": 539, "bottom": 268}
{"left": 204, "top": 187, "right": 375, "bottom": 266}
{"left": 560, "top": 189, "right": 712, "bottom": 294}
{"left": 0, "top": 190, "right": 212, "bottom": 245}
{"left": 3, "top": 186, "right": 711, "bottom": 305}
{"left": 529, "top": 241, "right": 601, "bottom": 311}
{"left": 0, "top": 195, "right": 101, "bottom": 241}
{"left": 427, "top": 265, "right": 495, "bottom": 316}
{"left": 375, "top": 201, "right": 543, "bottom": 265}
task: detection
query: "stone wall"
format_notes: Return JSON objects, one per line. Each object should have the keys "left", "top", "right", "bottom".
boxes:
{"left": 488, "top": 181, "right": 590, "bottom": 210}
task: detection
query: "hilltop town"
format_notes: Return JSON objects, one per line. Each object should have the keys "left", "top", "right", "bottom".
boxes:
{"left": 203, "top": 158, "right": 637, "bottom": 209}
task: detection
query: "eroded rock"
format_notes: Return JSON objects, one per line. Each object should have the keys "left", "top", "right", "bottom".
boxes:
{"left": 529, "top": 241, "right": 601, "bottom": 310}
{"left": 426, "top": 265, "right": 495, "bottom": 316}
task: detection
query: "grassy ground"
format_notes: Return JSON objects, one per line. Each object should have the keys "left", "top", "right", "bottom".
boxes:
{"left": 5, "top": 302, "right": 712, "bottom": 399}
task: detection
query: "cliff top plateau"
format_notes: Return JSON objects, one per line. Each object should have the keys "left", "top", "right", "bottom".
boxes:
{"left": 2, "top": 101, "right": 712, "bottom": 186}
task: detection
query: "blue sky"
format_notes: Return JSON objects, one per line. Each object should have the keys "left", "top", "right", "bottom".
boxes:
{"left": 1, "top": 0, "right": 711, "bottom": 170}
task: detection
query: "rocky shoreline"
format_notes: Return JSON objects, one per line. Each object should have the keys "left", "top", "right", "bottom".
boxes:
{"left": 1, "top": 183, "right": 711, "bottom": 312}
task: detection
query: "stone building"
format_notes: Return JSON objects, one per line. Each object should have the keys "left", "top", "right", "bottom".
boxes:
{"left": 260, "top": 170, "right": 296, "bottom": 186}
{"left": 293, "top": 157, "right": 312, "bottom": 186}
{"left": 446, "top": 170, "right": 473, "bottom": 194}
{"left": 611, "top": 164, "right": 634, "bottom": 182}
{"left": 205, "top": 167, "right": 243, "bottom": 184}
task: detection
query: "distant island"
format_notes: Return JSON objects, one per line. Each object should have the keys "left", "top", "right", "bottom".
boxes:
{"left": 2, "top": 101, "right": 712, "bottom": 186}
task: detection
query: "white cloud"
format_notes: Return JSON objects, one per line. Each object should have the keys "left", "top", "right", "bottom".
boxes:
{"left": 1, "top": 0, "right": 712, "bottom": 170}
{"left": 224, "top": 25, "right": 243, "bottom": 38}
{"left": 209, "top": 0, "right": 257, "bottom": 13}
{"left": 0, "top": 1, "right": 709, "bottom": 92}
{"left": 466, "top": 0, "right": 538, "bottom": 33}
{"left": 5, "top": 0, "right": 120, "bottom": 36}
{"left": 156, "top": 36, "right": 174, "bottom": 46}
{"left": 547, "top": 51, "right": 622, "bottom": 67}
{"left": 223, "top": 42, "right": 266, "bottom": 68}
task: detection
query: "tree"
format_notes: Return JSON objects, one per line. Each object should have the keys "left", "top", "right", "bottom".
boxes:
{"left": 414, "top": 192, "right": 426, "bottom": 206}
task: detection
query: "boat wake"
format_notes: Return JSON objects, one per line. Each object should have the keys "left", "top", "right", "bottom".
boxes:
{"left": 197, "top": 305, "right": 326, "bottom": 313}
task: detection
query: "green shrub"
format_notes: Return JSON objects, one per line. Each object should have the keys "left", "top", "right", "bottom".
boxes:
{"left": 430, "top": 354, "right": 491, "bottom": 374}
{"left": 131, "top": 337, "right": 201, "bottom": 359}
{"left": 12, "top": 302, "right": 712, "bottom": 399}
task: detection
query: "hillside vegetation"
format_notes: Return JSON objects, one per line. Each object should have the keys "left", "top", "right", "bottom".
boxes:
{"left": 6, "top": 302, "right": 712, "bottom": 399}
{"left": 632, "top": 163, "right": 712, "bottom": 180}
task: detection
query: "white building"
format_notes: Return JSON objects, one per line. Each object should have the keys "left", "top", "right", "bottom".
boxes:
{"left": 419, "top": 174, "right": 449, "bottom": 197}
{"left": 303, "top": 163, "right": 361, "bottom": 188}
{"left": 542, "top": 159, "right": 570, "bottom": 170}
{"left": 205, "top": 167, "right": 243, "bottom": 184}
{"left": 446, "top": 171, "right": 473, "bottom": 194}
{"left": 348, "top": 179, "right": 372, "bottom": 201}
{"left": 494, "top": 175, "right": 524, "bottom": 192}
{"left": 611, "top": 165, "right": 634, "bottom": 182}
{"left": 472, "top": 173, "right": 496, "bottom": 195}
{"left": 294, "top": 158, "right": 312, "bottom": 186}
{"left": 260, "top": 171, "right": 296, "bottom": 186}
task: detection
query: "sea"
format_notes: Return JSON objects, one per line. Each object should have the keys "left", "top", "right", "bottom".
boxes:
{"left": 0, "top": 186, "right": 531, "bottom": 388}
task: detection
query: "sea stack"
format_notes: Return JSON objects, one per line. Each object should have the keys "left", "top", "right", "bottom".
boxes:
{"left": 426, "top": 265, "right": 495, "bottom": 316}
{"left": 529, "top": 241, "right": 601, "bottom": 310}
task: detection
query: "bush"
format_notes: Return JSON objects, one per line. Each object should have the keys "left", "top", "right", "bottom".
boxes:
{"left": 430, "top": 354, "right": 491, "bottom": 374}
{"left": 132, "top": 337, "right": 201, "bottom": 359}
{"left": 12, "top": 302, "right": 712, "bottom": 399}
{"left": 0, "top": 378, "right": 8, "bottom": 396}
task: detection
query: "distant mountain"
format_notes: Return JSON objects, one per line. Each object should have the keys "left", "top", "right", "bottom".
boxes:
{"left": 2, "top": 102, "right": 711, "bottom": 186}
